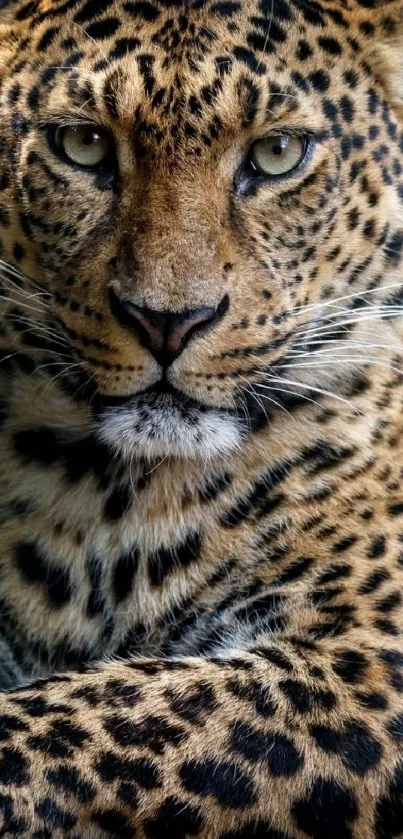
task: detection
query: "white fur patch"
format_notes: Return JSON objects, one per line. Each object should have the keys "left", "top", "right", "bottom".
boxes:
{"left": 96, "top": 397, "right": 242, "bottom": 460}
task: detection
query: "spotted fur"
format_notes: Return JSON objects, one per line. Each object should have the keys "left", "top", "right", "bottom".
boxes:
{"left": 0, "top": 0, "right": 401, "bottom": 835}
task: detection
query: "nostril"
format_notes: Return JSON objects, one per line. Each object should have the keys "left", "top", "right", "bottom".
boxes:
{"left": 215, "top": 293, "right": 230, "bottom": 321}
{"left": 109, "top": 287, "right": 229, "bottom": 367}
{"left": 108, "top": 286, "right": 147, "bottom": 337}
{"left": 169, "top": 295, "right": 229, "bottom": 349}
{"left": 109, "top": 287, "right": 164, "bottom": 360}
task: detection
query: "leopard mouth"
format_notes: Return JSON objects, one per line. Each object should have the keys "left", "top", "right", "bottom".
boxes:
{"left": 47, "top": 340, "right": 275, "bottom": 457}
{"left": 92, "top": 379, "right": 243, "bottom": 461}
{"left": 91, "top": 380, "right": 210, "bottom": 417}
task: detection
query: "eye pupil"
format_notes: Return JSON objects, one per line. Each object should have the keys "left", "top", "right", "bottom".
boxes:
{"left": 83, "top": 132, "right": 98, "bottom": 145}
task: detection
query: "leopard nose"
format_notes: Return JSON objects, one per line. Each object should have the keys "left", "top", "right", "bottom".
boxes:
{"left": 109, "top": 289, "right": 229, "bottom": 367}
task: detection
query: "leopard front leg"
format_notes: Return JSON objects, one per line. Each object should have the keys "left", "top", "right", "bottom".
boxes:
{"left": 0, "top": 635, "right": 401, "bottom": 838}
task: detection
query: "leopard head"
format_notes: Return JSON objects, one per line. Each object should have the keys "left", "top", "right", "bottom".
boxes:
{"left": 0, "top": 0, "right": 402, "bottom": 460}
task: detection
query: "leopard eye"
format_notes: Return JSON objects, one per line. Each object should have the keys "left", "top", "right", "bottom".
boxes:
{"left": 250, "top": 135, "right": 307, "bottom": 177}
{"left": 54, "top": 124, "right": 113, "bottom": 168}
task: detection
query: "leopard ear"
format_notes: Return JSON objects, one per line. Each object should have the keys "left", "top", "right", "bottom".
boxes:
{"left": 357, "top": 1, "right": 403, "bottom": 115}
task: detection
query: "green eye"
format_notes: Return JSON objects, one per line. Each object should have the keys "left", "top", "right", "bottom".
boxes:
{"left": 55, "top": 124, "right": 113, "bottom": 168}
{"left": 250, "top": 135, "right": 307, "bottom": 177}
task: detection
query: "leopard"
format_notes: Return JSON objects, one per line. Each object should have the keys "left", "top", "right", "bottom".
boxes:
{"left": 0, "top": 0, "right": 401, "bottom": 835}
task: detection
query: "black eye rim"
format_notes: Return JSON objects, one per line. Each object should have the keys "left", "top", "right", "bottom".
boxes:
{"left": 45, "top": 122, "right": 117, "bottom": 172}
{"left": 235, "top": 132, "right": 314, "bottom": 196}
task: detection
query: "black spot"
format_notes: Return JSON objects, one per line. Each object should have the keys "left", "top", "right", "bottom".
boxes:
{"left": 309, "top": 70, "right": 330, "bottom": 92}
{"left": 355, "top": 691, "right": 388, "bottom": 711}
{"left": 91, "top": 809, "right": 133, "bottom": 838}
{"left": 13, "top": 696, "right": 73, "bottom": 717}
{"left": 376, "top": 591, "right": 402, "bottom": 614}
{"left": 0, "top": 792, "right": 27, "bottom": 835}
{"left": 259, "top": 0, "right": 292, "bottom": 21}
{"left": 381, "top": 649, "right": 403, "bottom": 692}
{"left": 85, "top": 17, "right": 119, "bottom": 38}
{"left": 46, "top": 765, "right": 96, "bottom": 803}
{"left": 318, "top": 563, "right": 351, "bottom": 584}
{"left": 310, "top": 720, "right": 382, "bottom": 775}
{"left": 212, "top": 1, "right": 241, "bottom": 15}
{"left": 301, "top": 440, "right": 354, "bottom": 473}
{"left": 144, "top": 796, "right": 205, "bottom": 838}
{"left": 28, "top": 719, "right": 89, "bottom": 758}
{"left": 0, "top": 205, "right": 10, "bottom": 226}
{"left": 367, "top": 535, "right": 386, "bottom": 559}
{"left": 13, "top": 429, "right": 109, "bottom": 485}
{"left": 180, "top": 758, "right": 256, "bottom": 807}
{"left": 273, "top": 556, "right": 313, "bottom": 585}
{"left": 222, "top": 461, "right": 290, "bottom": 527}
{"left": 103, "top": 678, "right": 142, "bottom": 707}
{"left": 375, "top": 762, "right": 403, "bottom": 838}
{"left": 0, "top": 747, "right": 29, "bottom": 785}
{"left": 230, "top": 721, "right": 303, "bottom": 777}
{"left": 96, "top": 751, "right": 161, "bottom": 788}
{"left": 148, "top": 531, "right": 201, "bottom": 585}
{"left": 13, "top": 427, "right": 61, "bottom": 464}
{"left": 339, "top": 95, "right": 355, "bottom": 123}
{"left": 293, "top": 0, "right": 325, "bottom": 24}
{"left": 63, "top": 436, "right": 110, "bottom": 483}
{"left": 103, "top": 484, "right": 132, "bottom": 520}
{"left": 124, "top": 1, "right": 160, "bottom": 21}
{"left": 35, "top": 798, "right": 76, "bottom": 831}
{"left": 387, "top": 713, "right": 403, "bottom": 742}
{"left": 109, "top": 37, "right": 141, "bottom": 59}
{"left": 318, "top": 36, "right": 341, "bottom": 55}
{"left": 293, "top": 778, "right": 358, "bottom": 839}
{"left": 199, "top": 472, "right": 232, "bottom": 502}
{"left": 388, "top": 503, "right": 403, "bottom": 516}
{"left": 166, "top": 682, "right": 218, "bottom": 725}
{"left": 37, "top": 26, "right": 59, "bottom": 51}
{"left": 85, "top": 553, "right": 106, "bottom": 618}
{"left": 255, "top": 647, "right": 292, "bottom": 672}
{"left": 105, "top": 714, "right": 187, "bottom": 755}
{"left": 16, "top": 0, "right": 38, "bottom": 20}
{"left": 385, "top": 232, "right": 403, "bottom": 265}
{"left": 331, "top": 535, "right": 357, "bottom": 553}
{"left": 0, "top": 715, "right": 29, "bottom": 742}
{"left": 113, "top": 546, "right": 140, "bottom": 602}
{"left": 11, "top": 114, "right": 30, "bottom": 136}
{"left": 117, "top": 782, "right": 139, "bottom": 808}
{"left": 74, "top": 0, "right": 114, "bottom": 23}
{"left": 280, "top": 678, "right": 336, "bottom": 712}
{"left": 232, "top": 46, "right": 265, "bottom": 76}
{"left": 13, "top": 242, "right": 25, "bottom": 263}
{"left": 14, "top": 541, "right": 73, "bottom": 608}
{"left": 359, "top": 568, "right": 390, "bottom": 595}
{"left": 69, "top": 685, "right": 101, "bottom": 708}
{"left": 333, "top": 650, "right": 368, "bottom": 684}
{"left": 226, "top": 678, "right": 276, "bottom": 718}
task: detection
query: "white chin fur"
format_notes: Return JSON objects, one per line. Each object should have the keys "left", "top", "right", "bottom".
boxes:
{"left": 96, "top": 402, "right": 242, "bottom": 460}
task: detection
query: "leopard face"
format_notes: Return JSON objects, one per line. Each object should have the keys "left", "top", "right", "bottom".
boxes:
{"left": 0, "top": 0, "right": 402, "bottom": 460}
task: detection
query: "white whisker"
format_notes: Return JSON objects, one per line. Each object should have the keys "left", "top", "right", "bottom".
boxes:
{"left": 256, "top": 384, "right": 329, "bottom": 412}
{"left": 287, "top": 282, "right": 403, "bottom": 317}
{"left": 261, "top": 375, "right": 360, "bottom": 412}
{"left": 238, "top": 374, "right": 292, "bottom": 422}
{"left": 282, "top": 357, "right": 403, "bottom": 374}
